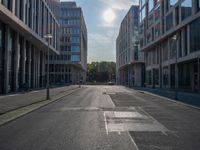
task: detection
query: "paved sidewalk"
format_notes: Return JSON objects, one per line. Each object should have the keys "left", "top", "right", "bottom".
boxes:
{"left": 0, "top": 85, "right": 79, "bottom": 115}
{"left": 133, "top": 87, "right": 200, "bottom": 107}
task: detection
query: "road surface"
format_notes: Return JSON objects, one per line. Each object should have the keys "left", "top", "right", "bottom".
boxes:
{"left": 0, "top": 85, "right": 200, "bottom": 150}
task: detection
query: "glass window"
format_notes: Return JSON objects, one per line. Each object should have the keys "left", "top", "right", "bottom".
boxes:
{"left": 155, "top": 22, "right": 161, "bottom": 38}
{"left": 190, "top": 18, "right": 200, "bottom": 53}
{"left": 141, "top": 0, "right": 145, "bottom": 7}
{"left": 154, "top": 5, "right": 161, "bottom": 21}
{"left": 198, "top": 0, "right": 200, "bottom": 11}
{"left": 169, "top": 34, "right": 177, "bottom": 59}
{"left": 141, "top": 6, "right": 146, "bottom": 21}
{"left": 166, "top": 13, "right": 173, "bottom": 31}
{"left": 170, "top": 0, "right": 178, "bottom": 7}
{"left": 148, "top": 0, "right": 154, "bottom": 12}
{"left": 71, "top": 37, "right": 80, "bottom": 43}
{"left": 71, "top": 55, "right": 80, "bottom": 62}
{"left": 181, "top": 0, "right": 192, "bottom": 21}
{"left": 71, "top": 46, "right": 80, "bottom": 52}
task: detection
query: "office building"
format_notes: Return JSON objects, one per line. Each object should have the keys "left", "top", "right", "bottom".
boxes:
{"left": 139, "top": 0, "right": 200, "bottom": 92}
{"left": 116, "top": 5, "right": 145, "bottom": 87}
{"left": 49, "top": 2, "right": 87, "bottom": 85}
{"left": 0, "top": 0, "right": 59, "bottom": 94}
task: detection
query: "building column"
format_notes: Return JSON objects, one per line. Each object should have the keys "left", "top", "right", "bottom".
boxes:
{"left": 3, "top": 25, "right": 10, "bottom": 94}
{"left": 27, "top": 43, "right": 32, "bottom": 88}
{"left": 13, "top": 32, "right": 19, "bottom": 92}
{"left": 20, "top": 37, "right": 26, "bottom": 88}
{"left": 198, "top": 57, "right": 200, "bottom": 92}
{"left": 168, "top": 65, "right": 171, "bottom": 89}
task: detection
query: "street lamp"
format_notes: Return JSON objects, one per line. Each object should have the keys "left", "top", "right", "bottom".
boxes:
{"left": 44, "top": 34, "right": 53, "bottom": 100}
{"left": 172, "top": 35, "right": 178, "bottom": 100}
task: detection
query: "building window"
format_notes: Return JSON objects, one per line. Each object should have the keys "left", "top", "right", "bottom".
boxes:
{"left": 154, "top": 5, "right": 161, "bottom": 21}
{"left": 146, "top": 70, "right": 152, "bottom": 85}
{"left": 71, "top": 37, "right": 80, "bottom": 43}
{"left": 71, "top": 46, "right": 80, "bottom": 52}
{"left": 162, "top": 40, "right": 168, "bottom": 61}
{"left": 141, "top": 0, "right": 145, "bottom": 7}
{"left": 148, "top": 13, "right": 154, "bottom": 27}
{"left": 71, "top": 55, "right": 80, "bottom": 62}
{"left": 170, "top": 0, "right": 178, "bottom": 7}
{"left": 169, "top": 34, "right": 177, "bottom": 59}
{"left": 175, "top": 6, "right": 179, "bottom": 25}
{"left": 163, "top": 67, "right": 169, "bottom": 86}
{"left": 181, "top": 0, "right": 192, "bottom": 21}
{"left": 155, "top": 22, "right": 161, "bottom": 38}
{"left": 148, "top": 0, "right": 154, "bottom": 12}
{"left": 198, "top": 0, "right": 200, "bottom": 11}
{"left": 190, "top": 17, "right": 200, "bottom": 53}
{"left": 141, "top": 6, "right": 146, "bottom": 21}
{"left": 2, "top": 0, "right": 12, "bottom": 10}
{"left": 166, "top": 13, "right": 173, "bottom": 31}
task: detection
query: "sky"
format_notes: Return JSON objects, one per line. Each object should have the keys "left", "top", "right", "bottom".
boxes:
{"left": 61, "top": 0, "right": 139, "bottom": 63}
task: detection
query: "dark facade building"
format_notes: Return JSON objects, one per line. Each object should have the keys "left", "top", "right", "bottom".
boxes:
{"left": 116, "top": 6, "right": 145, "bottom": 87}
{"left": 49, "top": 2, "right": 87, "bottom": 85}
{"left": 0, "top": 0, "right": 59, "bottom": 94}
{"left": 139, "top": 0, "right": 200, "bottom": 92}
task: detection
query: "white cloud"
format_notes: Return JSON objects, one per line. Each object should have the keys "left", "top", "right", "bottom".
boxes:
{"left": 88, "top": 33, "right": 116, "bottom": 62}
{"left": 98, "top": 0, "right": 139, "bottom": 10}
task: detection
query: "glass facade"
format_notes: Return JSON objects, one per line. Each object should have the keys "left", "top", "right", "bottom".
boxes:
{"left": 181, "top": 0, "right": 192, "bottom": 21}
{"left": 141, "top": 6, "right": 146, "bottom": 21}
{"left": 190, "top": 18, "right": 200, "bottom": 53}
{"left": 71, "top": 55, "right": 80, "bottom": 62}
{"left": 166, "top": 13, "right": 173, "bottom": 31}
{"left": 71, "top": 37, "right": 80, "bottom": 43}
{"left": 148, "top": 0, "right": 154, "bottom": 12}
{"left": 71, "top": 46, "right": 80, "bottom": 52}
{"left": 170, "top": 0, "right": 178, "bottom": 7}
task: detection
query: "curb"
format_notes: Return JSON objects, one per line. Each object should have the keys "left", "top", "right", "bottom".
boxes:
{"left": 0, "top": 88, "right": 80, "bottom": 126}
{"left": 0, "top": 86, "right": 79, "bottom": 115}
{"left": 136, "top": 90, "right": 200, "bottom": 110}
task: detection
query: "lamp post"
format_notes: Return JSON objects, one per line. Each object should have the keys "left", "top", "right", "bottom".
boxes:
{"left": 44, "top": 34, "right": 53, "bottom": 100}
{"left": 172, "top": 35, "right": 178, "bottom": 100}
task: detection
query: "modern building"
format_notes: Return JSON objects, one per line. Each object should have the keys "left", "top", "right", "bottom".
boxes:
{"left": 139, "top": 0, "right": 200, "bottom": 92}
{"left": 116, "top": 5, "right": 145, "bottom": 87}
{"left": 49, "top": 2, "right": 87, "bottom": 85}
{"left": 0, "top": 0, "right": 60, "bottom": 94}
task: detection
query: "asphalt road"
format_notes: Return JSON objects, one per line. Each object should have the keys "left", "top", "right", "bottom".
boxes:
{"left": 0, "top": 85, "right": 199, "bottom": 150}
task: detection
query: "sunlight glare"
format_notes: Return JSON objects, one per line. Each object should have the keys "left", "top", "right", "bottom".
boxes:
{"left": 103, "top": 9, "right": 116, "bottom": 24}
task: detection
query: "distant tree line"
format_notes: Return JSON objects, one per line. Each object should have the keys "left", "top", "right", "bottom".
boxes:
{"left": 87, "top": 62, "right": 116, "bottom": 83}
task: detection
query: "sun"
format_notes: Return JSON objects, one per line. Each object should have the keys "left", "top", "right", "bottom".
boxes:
{"left": 103, "top": 9, "right": 116, "bottom": 24}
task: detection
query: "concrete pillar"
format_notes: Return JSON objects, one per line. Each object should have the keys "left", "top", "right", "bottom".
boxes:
{"left": 20, "top": 38, "right": 26, "bottom": 87}
{"left": 13, "top": 32, "right": 19, "bottom": 92}
{"left": 27, "top": 42, "right": 32, "bottom": 88}
{"left": 198, "top": 57, "right": 200, "bottom": 92}
{"left": 12, "top": 0, "right": 16, "bottom": 13}
{"left": 169, "top": 65, "right": 171, "bottom": 89}
{"left": 3, "top": 25, "right": 10, "bottom": 94}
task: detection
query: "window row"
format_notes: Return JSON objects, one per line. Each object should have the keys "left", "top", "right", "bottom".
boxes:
{"left": 60, "top": 45, "right": 80, "bottom": 52}
{"left": 60, "top": 36, "right": 80, "bottom": 43}
{"left": 60, "top": 19, "right": 80, "bottom": 25}
{"left": 61, "top": 27, "right": 80, "bottom": 34}
{"left": 60, "top": 9, "right": 81, "bottom": 17}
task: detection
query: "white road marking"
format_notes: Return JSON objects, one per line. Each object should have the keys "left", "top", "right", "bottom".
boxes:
{"left": 30, "top": 91, "right": 39, "bottom": 93}
{"left": 7, "top": 94, "right": 20, "bottom": 97}
{"left": 104, "top": 112, "right": 108, "bottom": 135}
{"left": 128, "top": 132, "right": 139, "bottom": 150}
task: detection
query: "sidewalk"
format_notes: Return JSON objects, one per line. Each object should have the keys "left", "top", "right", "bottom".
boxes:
{"left": 133, "top": 87, "right": 200, "bottom": 107}
{"left": 0, "top": 85, "right": 79, "bottom": 115}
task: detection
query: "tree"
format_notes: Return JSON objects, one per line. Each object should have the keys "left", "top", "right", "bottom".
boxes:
{"left": 87, "top": 61, "right": 116, "bottom": 83}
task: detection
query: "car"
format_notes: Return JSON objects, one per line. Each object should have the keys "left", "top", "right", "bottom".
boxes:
{"left": 108, "top": 81, "right": 115, "bottom": 85}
